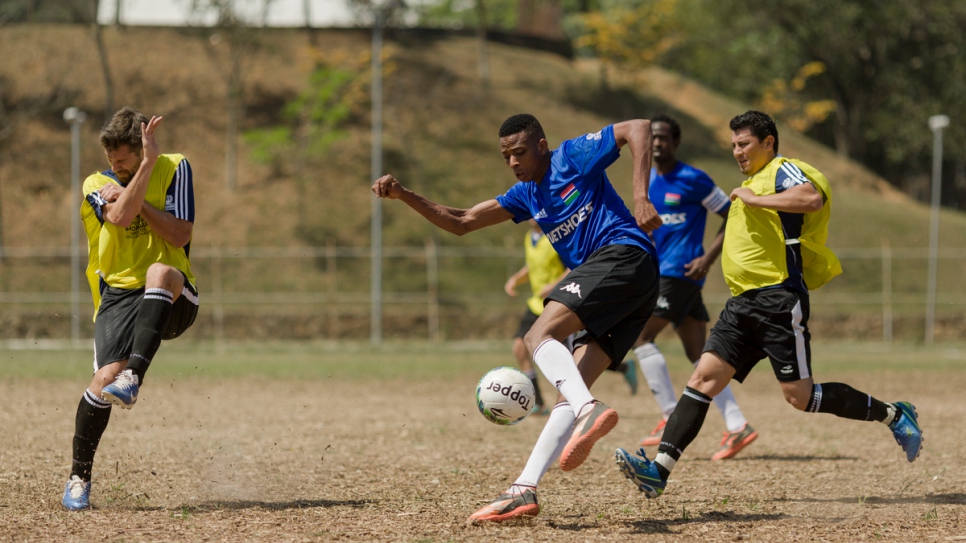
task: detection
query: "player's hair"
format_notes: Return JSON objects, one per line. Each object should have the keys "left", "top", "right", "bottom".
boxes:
{"left": 100, "top": 106, "right": 150, "bottom": 152}
{"left": 650, "top": 113, "right": 681, "bottom": 142}
{"left": 499, "top": 113, "right": 546, "bottom": 140}
{"left": 729, "top": 110, "right": 779, "bottom": 153}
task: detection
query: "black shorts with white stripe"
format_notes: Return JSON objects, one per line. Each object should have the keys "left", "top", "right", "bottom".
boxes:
{"left": 703, "top": 286, "right": 811, "bottom": 383}
{"left": 94, "top": 273, "right": 199, "bottom": 369}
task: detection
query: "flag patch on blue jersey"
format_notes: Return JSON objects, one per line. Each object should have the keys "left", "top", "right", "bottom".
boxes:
{"left": 664, "top": 193, "right": 681, "bottom": 206}
{"left": 561, "top": 183, "right": 580, "bottom": 204}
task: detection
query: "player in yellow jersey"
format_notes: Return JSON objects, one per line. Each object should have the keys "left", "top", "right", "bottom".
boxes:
{"left": 504, "top": 219, "right": 569, "bottom": 414}
{"left": 615, "top": 110, "right": 922, "bottom": 500}
{"left": 62, "top": 107, "right": 199, "bottom": 511}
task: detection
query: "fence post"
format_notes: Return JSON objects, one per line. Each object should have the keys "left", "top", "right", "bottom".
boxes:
{"left": 327, "top": 239, "right": 339, "bottom": 339}
{"left": 426, "top": 238, "right": 440, "bottom": 341}
{"left": 212, "top": 243, "right": 225, "bottom": 351}
{"left": 881, "top": 240, "right": 892, "bottom": 343}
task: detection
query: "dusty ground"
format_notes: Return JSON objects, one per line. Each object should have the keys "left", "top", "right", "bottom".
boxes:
{"left": 1, "top": 367, "right": 964, "bottom": 542}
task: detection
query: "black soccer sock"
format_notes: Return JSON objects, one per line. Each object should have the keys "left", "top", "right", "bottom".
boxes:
{"left": 804, "top": 383, "right": 891, "bottom": 422}
{"left": 70, "top": 390, "right": 113, "bottom": 481}
{"left": 656, "top": 386, "right": 713, "bottom": 474}
{"left": 127, "top": 288, "right": 174, "bottom": 385}
{"left": 530, "top": 377, "right": 545, "bottom": 407}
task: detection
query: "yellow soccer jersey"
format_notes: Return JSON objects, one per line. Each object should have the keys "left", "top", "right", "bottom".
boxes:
{"left": 722, "top": 157, "right": 841, "bottom": 296}
{"left": 524, "top": 232, "right": 566, "bottom": 315}
{"left": 80, "top": 153, "right": 195, "bottom": 315}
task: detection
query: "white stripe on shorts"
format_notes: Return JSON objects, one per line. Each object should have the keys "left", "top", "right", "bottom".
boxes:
{"left": 791, "top": 299, "right": 809, "bottom": 379}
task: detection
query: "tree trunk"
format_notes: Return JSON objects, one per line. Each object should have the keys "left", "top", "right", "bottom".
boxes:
{"left": 225, "top": 44, "right": 242, "bottom": 191}
{"left": 475, "top": 0, "right": 490, "bottom": 90}
{"left": 92, "top": 22, "right": 115, "bottom": 118}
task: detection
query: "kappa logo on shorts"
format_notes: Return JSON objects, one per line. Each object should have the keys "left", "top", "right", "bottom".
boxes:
{"left": 781, "top": 365, "right": 794, "bottom": 375}
{"left": 559, "top": 282, "right": 582, "bottom": 298}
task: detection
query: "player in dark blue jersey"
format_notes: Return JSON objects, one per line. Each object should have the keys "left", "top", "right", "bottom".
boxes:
{"left": 372, "top": 113, "right": 662, "bottom": 523}
{"left": 621, "top": 115, "right": 758, "bottom": 461}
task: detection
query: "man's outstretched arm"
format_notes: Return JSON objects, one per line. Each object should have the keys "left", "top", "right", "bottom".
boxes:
{"left": 372, "top": 174, "right": 514, "bottom": 236}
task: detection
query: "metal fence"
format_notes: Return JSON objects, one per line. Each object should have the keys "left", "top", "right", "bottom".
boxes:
{"left": 2, "top": 243, "right": 965, "bottom": 343}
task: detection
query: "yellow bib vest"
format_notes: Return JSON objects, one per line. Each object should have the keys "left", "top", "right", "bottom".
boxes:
{"left": 80, "top": 154, "right": 195, "bottom": 316}
{"left": 524, "top": 232, "right": 566, "bottom": 316}
{"left": 721, "top": 157, "right": 841, "bottom": 297}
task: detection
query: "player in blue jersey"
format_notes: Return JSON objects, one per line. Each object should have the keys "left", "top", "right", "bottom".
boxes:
{"left": 614, "top": 110, "right": 922, "bottom": 502}
{"left": 372, "top": 113, "right": 662, "bottom": 523}
{"left": 621, "top": 114, "right": 758, "bottom": 461}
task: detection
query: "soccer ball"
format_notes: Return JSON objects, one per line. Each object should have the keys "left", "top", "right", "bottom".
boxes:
{"left": 476, "top": 367, "right": 536, "bottom": 425}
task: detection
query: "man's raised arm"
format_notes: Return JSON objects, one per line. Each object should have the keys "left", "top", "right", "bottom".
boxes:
{"left": 612, "top": 119, "right": 662, "bottom": 232}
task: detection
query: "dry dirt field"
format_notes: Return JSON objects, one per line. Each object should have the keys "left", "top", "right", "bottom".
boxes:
{"left": 1, "top": 352, "right": 964, "bottom": 542}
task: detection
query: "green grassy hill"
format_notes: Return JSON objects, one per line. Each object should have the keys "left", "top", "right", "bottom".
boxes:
{"left": 1, "top": 25, "right": 963, "bottom": 340}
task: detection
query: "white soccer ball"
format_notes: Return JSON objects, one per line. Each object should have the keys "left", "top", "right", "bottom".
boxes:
{"left": 476, "top": 367, "right": 536, "bottom": 425}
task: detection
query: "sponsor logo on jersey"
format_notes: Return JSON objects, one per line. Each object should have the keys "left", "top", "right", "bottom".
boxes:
{"left": 533, "top": 208, "right": 548, "bottom": 220}
{"left": 659, "top": 212, "right": 687, "bottom": 225}
{"left": 165, "top": 194, "right": 176, "bottom": 212}
{"left": 559, "top": 282, "right": 582, "bottom": 298}
{"left": 585, "top": 131, "right": 602, "bottom": 141}
{"left": 781, "top": 365, "right": 794, "bottom": 375}
{"left": 664, "top": 193, "right": 681, "bottom": 206}
{"left": 546, "top": 202, "right": 594, "bottom": 243}
{"left": 560, "top": 183, "right": 580, "bottom": 205}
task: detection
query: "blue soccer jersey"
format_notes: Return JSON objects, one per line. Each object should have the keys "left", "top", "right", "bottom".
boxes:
{"left": 495, "top": 125, "right": 656, "bottom": 270}
{"left": 649, "top": 162, "right": 729, "bottom": 286}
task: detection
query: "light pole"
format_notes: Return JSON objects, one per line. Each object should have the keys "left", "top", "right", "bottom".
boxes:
{"left": 370, "top": 7, "right": 386, "bottom": 345}
{"left": 64, "top": 107, "right": 87, "bottom": 347}
{"left": 369, "top": 1, "right": 402, "bottom": 345}
{"left": 924, "top": 114, "right": 949, "bottom": 344}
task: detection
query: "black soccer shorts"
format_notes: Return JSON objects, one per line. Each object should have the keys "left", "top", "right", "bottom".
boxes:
{"left": 545, "top": 244, "right": 659, "bottom": 369}
{"left": 703, "top": 287, "right": 812, "bottom": 383}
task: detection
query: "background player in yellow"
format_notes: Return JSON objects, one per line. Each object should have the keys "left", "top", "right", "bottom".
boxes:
{"left": 504, "top": 219, "right": 569, "bottom": 414}
{"left": 62, "top": 107, "right": 199, "bottom": 511}
{"left": 615, "top": 110, "right": 923, "bottom": 500}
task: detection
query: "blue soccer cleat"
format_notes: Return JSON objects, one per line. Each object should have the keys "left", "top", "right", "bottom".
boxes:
{"left": 62, "top": 475, "right": 91, "bottom": 511}
{"left": 615, "top": 447, "right": 666, "bottom": 498}
{"left": 101, "top": 369, "right": 139, "bottom": 409}
{"left": 889, "top": 402, "right": 922, "bottom": 462}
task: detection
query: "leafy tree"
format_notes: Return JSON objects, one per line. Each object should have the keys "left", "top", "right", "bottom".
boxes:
{"left": 568, "top": 0, "right": 966, "bottom": 202}
{"left": 244, "top": 51, "right": 367, "bottom": 230}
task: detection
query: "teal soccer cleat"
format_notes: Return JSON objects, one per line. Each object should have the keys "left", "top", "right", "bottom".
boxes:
{"left": 889, "top": 402, "right": 922, "bottom": 462}
{"left": 615, "top": 447, "right": 666, "bottom": 498}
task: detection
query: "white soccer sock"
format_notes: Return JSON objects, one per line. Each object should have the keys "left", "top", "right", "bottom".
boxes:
{"left": 712, "top": 384, "right": 747, "bottom": 432}
{"left": 531, "top": 339, "right": 594, "bottom": 412}
{"left": 513, "top": 402, "right": 575, "bottom": 488}
{"left": 635, "top": 343, "right": 677, "bottom": 419}
{"left": 882, "top": 403, "right": 897, "bottom": 426}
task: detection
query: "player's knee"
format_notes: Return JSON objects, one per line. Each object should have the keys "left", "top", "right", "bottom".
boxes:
{"left": 782, "top": 388, "right": 810, "bottom": 411}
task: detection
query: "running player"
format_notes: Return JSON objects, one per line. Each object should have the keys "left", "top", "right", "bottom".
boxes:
{"left": 625, "top": 114, "right": 757, "bottom": 460}
{"left": 372, "top": 113, "right": 662, "bottom": 522}
{"left": 615, "top": 110, "right": 922, "bottom": 500}
{"left": 62, "top": 107, "right": 199, "bottom": 511}
{"left": 504, "top": 219, "right": 569, "bottom": 414}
